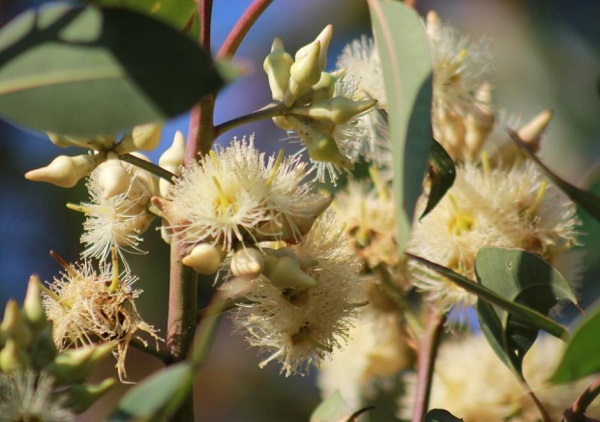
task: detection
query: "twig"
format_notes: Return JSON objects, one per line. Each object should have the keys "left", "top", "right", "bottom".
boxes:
{"left": 129, "top": 338, "right": 171, "bottom": 364}
{"left": 216, "top": 0, "right": 274, "bottom": 59}
{"left": 564, "top": 377, "right": 600, "bottom": 422}
{"left": 411, "top": 305, "right": 445, "bottom": 422}
{"left": 214, "top": 103, "right": 284, "bottom": 138}
{"left": 118, "top": 153, "right": 175, "bottom": 183}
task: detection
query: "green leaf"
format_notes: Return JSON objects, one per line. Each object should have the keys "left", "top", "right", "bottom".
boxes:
{"left": 0, "top": 4, "right": 224, "bottom": 136}
{"left": 550, "top": 300, "right": 600, "bottom": 383}
{"left": 475, "top": 247, "right": 576, "bottom": 375}
{"left": 84, "top": 0, "right": 197, "bottom": 36}
{"left": 508, "top": 129, "right": 600, "bottom": 223}
{"left": 406, "top": 252, "right": 569, "bottom": 340}
{"left": 368, "top": 0, "right": 433, "bottom": 252}
{"left": 578, "top": 172, "right": 600, "bottom": 268}
{"left": 420, "top": 139, "right": 456, "bottom": 220}
{"left": 107, "top": 362, "right": 194, "bottom": 422}
{"left": 424, "top": 409, "right": 464, "bottom": 422}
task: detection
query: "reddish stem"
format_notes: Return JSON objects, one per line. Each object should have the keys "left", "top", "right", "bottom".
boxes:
{"left": 216, "top": 0, "right": 274, "bottom": 59}
{"left": 564, "top": 377, "right": 600, "bottom": 422}
{"left": 412, "top": 306, "right": 445, "bottom": 422}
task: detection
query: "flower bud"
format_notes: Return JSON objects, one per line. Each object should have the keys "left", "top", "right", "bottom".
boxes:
{"left": 314, "top": 24, "right": 333, "bottom": 71}
{"left": 29, "top": 324, "right": 57, "bottom": 370}
{"left": 182, "top": 243, "right": 226, "bottom": 275}
{"left": 159, "top": 131, "right": 186, "bottom": 197}
{"left": 49, "top": 343, "right": 113, "bottom": 384}
{"left": 272, "top": 116, "right": 295, "bottom": 131}
{"left": 263, "top": 37, "right": 294, "bottom": 102}
{"left": 231, "top": 248, "right": 265, "bottom": 280}
{"left": 98, "top": 152, "right": 130, "bottom": 198}
{"left": 0, "top": 338, "right": 28, "bottom": 372}
{"left": 292, "top": 97, "right": 377, "bottom": 124}
{"left": 517, "top": 109, "right": 553, "bottom": 152}
{"left": 307, "top": 133, "right": 353, "bottom": 169}
{"left": 67, "top": 378, "right": 116, "bottom": 413}
{"left": 290, "top": 40, "right": 322, "bottom": 87}
{"left": 1, "top": 300, "right": 32, "bottom": 348}
{"left": 299, "top": 72, "right": 336, "bottom": 103}
{"left": 263, "top": 253, "right": 318, "bottom": 290}
{"left": 25, "top": 153, "right": 105, "bottom": 188}
{"left": 22, "top": 275, "right": 47, "bottom": 330}
{"left": 114, "top": 123, "right": 162, "bottom": 154}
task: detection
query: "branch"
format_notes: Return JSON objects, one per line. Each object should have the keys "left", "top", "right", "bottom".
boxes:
{"left": 564, "top": 377, "right": 600, "bottom": 422}
{"left": 216, "top": 0, "right": 274, "bottom": 59}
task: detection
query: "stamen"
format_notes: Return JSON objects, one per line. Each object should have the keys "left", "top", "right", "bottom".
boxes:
{"left": 447, "top": 195, "right": 475, "bottom": 235}
{"left": 368, "top": 165, "right": 389, "bottom": 202}
{"left": 49, "top": 250, "right": 76, "bottom": 277}
{"left": 527, "top": 180, "right": 547, "bottom": 220}
{"left": 356, "top": 199, "right": 369, "bottom": 246}
{"left": 267, "top": 149, "right": 285, "bottom": 187}
{"left": 212, "top": 176, "right": 231, "bottom": 209}
{"left": 481, "top": 151, "right": 490, "bottom": 178}
{"left": 66, "top": 203, "right": 92, "bottom": 214}
{"left": 108, "top": 247, "right": 119, "bottom": 293}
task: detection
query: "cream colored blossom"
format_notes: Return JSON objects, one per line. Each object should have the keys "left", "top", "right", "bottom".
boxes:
{"left": 318, "top": 306, "right": 412, "bottom": 408}
{"left": 160, "top": 137, "right": 328, "bottom": 255}
{"left": 73, "top": 158, "right": 156, "bottom": 265}
{"left": 42, "top": 259, "right": 161, "bottom": 382}
{"left": 398, "top": 335, "right": 600, "bottom": 421}
{"left": 0, "top": 371, "right": 74, "bottom": 422}
{"left": 407, "top": 161, "right": 580, "bottom": 311}
{"left": 232, "top": 211, "right": 364, "bottom": 376}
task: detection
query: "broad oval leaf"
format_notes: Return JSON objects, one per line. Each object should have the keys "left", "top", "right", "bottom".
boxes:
{"left": 475, "top": 247, "right": 576, "bottom": 376}
{"left": 420, "top": 139, "right": 455, "bottom": 220}
{"left": 368, "top": 0, "right": 433, "bottom": 252}
{"left": 550, "top": 300, "right": 600, "bottom": 383}
{"left": 0, "top": 4, "right": 224, "bottom": 136}
{"left": 425, "top": 409, "right": 464, "bottom": 422}
{"left": 107, "top": 362, "right": 194, "bottom": 422}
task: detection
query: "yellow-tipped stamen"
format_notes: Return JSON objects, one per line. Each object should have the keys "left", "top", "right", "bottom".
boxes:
{"left": 49, "top": 250, "right": 76, "bottom": 277}
{"left": 266, "top": 149, "right": 285, "bottom": 187}
{"left": 66, "top": 203, "right": 92, "bottom": 214}
{"left": 208, "top": 150, "right": 220, "bottom": 170}
{"left": 481, "top": 151, "right": 490, "bottom": 178}
{"left": 108, "top": 247, "right": 120, "bottom": 293}
{"left": 526, "top": 180, "right": 547, "bottom": 220}
{"left": 447, "top": 195, "right": 475, "bottom": 235}
{"left": 356, "top": 199, "right": 370, "bottom": 247}
{"left": 368, "top": 165, "right": 389, "bottom": 202}
{"left": 212, "top": 176, "right": 231, "bottom": 210}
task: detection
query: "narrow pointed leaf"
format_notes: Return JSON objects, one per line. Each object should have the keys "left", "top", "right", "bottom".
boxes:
{"left": 0, "top": 4, "right": 224, "bottom": 136}
{"left": 406, "top": 252, "right": 569, "bottom": 340}
{"left": 310, "top": 390, "right": 350, "bottom": 422}
{"left": 425, "top": 409, "right": 464, "bottom": 422}
{"left": 509, "top": 129, "right": 600, "bottom": 223}
{"left": 475, "top": 247, "right": 576, "bottom": 375}
{"left": 550, "top": 300, "right": 600, "bottom": 383}
{"left": 107, "top": 362, "right": 194, "bottom": 422}
{"left": 420, "top": 139, "right": 456, "bottom": 220}
{"left": 368, "top": 0, "right": 433, "bottom": 252}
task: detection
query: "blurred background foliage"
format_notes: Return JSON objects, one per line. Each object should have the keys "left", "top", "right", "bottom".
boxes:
{"left": 0, "top": 0, "right": 598, "bottom": 420}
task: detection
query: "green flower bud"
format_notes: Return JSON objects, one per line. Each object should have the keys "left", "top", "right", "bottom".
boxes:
{"left": 231, "top": 248, "right": 265, "bottom": 280}
{"left": 263, "top": 37, "right": 294, "bottom": 102}
{"left": 291, "top": 97, "right": 377, "bottom": 124}
{"left": 67, "top": 378, "right": 116, "bottom": 413}
{"left": 263, "top": 252, "right": 317, "bottom": 290}
{"left": 1, "top": 300, "right": 32, "bottom": 348}
{"left": 24, "top": 152, "right": 106, "bottom": 188}
{"left": 297, "top": 72, "right": 336, "bottom": 103}
{"left": 22, "top": 276, "right": 47, "bottom": 331}
{"left": 307, "top": 133, "right": 353, "bottom": 170}
{"left": 290, "top": 40, "right": 322, "bottom": 88}
{"left": 47, "top": 133, "right": 115, "bottom": 150}
{"left": 49, "top": 343, "right": 113, "bottom": 384}
{"left": 0, "top": 338, "right": 28, "bottom": 372}
{"left": 314, "top": 24, "right": 333, "bottom": 71}
{"left": 29, "top": 324, "right": 57, "bottom": 371}
{"left": 271, "top": 116, "right": 295, "bottom": 131}
{"left": 159, "top": 131, "right": 186, "bottom": 197}
{"left": 97, "top": 152, "right": 131, "bottom": 199}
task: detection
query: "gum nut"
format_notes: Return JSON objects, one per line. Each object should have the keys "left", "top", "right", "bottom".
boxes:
{"left": 231, "top": 248, "right": 265, "bottom": 279}
{"left": 307, "top": 133, "right": 353, "bottom": 169}
{"left": 24, "top": 153, "right": 105, "bottom": 188}
{"left": 182, "top": 243, "right": 225, "bottom": 275}
{"left": 290, "top": 40, "right": 322, "bottom": 87}
{"left": 98, "top": 153, "right": 130, "bottom": 198}
{"left": 22, "top": 275, "right": 47, "bottom": 330}
{"left": 159, "top": 131, "right": 186, "bottom": 170}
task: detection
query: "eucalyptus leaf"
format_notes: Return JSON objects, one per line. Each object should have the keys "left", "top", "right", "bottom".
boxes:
{"left": 84, "top": 0, "right": 197, "bottom": 34}
{"left": 107, "top": 362, "right": 194, "bottom": 422}
{"left": 475, "top": 247, "right": 576, "bottom": 375}
{"left": 368, "top": 0, "right": 433, "bottom": 252}
{"left": 424, "top": 409, "right": 464, "bottom": 422}
{"left": 310, "top": 390, "right": 350, "bottom": 422}
{"left": 0, "top": 4, "right": 224, "bottom": 136}
{"left": 508, "top": 129, "right": 600, "bottom": 223}
{"left": 550, "top": 300, "right": 600, "bottom": 383}
{"left": 420, "top": 139, "right": 456, "bottom": 220}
